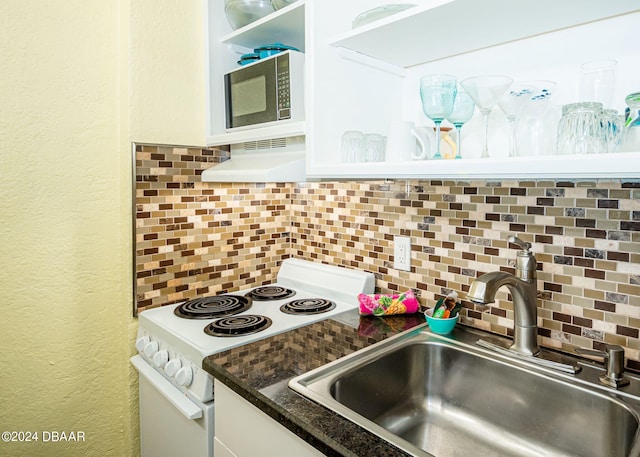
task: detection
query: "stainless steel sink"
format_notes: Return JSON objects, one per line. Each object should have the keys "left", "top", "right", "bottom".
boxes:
{"left": 289, "top": 325, "right": 640, "bottom": 457}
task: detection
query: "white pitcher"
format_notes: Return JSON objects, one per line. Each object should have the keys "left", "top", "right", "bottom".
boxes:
{"left": 385, "top": 121, "right": 431, "bottom": 162}
{"left": 413, "top": 126, "right": 458, "bottom": 159}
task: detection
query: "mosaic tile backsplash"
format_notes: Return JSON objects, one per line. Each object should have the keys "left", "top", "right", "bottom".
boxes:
{"left": 135, "top": 145, "right": 291, "bottom": 307}
{"left": 135, "top": 145, "right": 640, "bottom": 367}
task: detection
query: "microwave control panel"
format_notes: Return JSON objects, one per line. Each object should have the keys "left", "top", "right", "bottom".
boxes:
{"left": 276, "top": 53, "right": 291, "bottom": 120}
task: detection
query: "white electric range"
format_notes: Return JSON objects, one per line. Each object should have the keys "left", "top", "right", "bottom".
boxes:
{"left": 131, "top": 258, "right": 375, "bottom": 457}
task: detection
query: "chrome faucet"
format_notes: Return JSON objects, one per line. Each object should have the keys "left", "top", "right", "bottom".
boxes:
{"left": 467, "top": 236, "right": 540, "bottom": 356}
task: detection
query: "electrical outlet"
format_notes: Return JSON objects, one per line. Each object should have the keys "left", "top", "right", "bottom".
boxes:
{"left": 394, "top": 236, "right": 411, "bottom": 271}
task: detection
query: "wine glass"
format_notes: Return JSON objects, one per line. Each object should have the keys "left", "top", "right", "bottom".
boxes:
{"left": 447, "top": 89, "right": 475, "bottom": 159}
{"left": 515, "top": 81, "right": 558, "bottom": 157}
{"left": 419, "top": 74, "right": 457, "bottom": 159}
{"left": 460, "top": 75, "right": 513, "bottom": 158}
{"left": 497, "top": 83, "right": 536, "bottom": 157}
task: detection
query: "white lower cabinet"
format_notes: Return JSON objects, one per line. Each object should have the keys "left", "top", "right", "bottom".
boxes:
{"left": 214, "top": 380, "right": 325, "bottom": 457}
{"left": 214, "top": 437, "right": 238, "bottom": 457}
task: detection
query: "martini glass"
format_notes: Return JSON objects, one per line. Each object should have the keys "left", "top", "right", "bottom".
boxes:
{"left": 419, "top": 74, "right": 457, "bottom": 159}
{"left": 497, "top": 83, "right": 536, "bottom": 157}
{"left": 461, "top": 75, "right": 513, "bottom": 158}
{"left": 447, "top": 89, "right": 475, "bottom": 159}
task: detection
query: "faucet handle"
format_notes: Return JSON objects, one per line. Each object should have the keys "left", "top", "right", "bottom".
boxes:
{"left": 509, "top": 236, "right": 536, "bottom": 280}
{"left": 575, "top": 345, "right": 630, "bottom": 388}
{"left": 508, "top": 235, "right": 531, "bottom": 252}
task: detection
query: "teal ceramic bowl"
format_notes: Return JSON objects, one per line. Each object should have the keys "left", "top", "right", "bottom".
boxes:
{"left": 424, "top": 309, "right": 459, "bottom": 334}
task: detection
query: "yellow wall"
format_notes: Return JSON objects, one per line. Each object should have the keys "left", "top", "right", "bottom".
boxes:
{"left": 1, "top": 1, "right": 137, "bottom": 456}
{"left": 129, "top": 0, "right": 206, "bottom": 146}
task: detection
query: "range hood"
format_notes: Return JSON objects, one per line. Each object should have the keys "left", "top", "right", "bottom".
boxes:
{"left": 201, "top": 136, "right": 305, "bottom": 183}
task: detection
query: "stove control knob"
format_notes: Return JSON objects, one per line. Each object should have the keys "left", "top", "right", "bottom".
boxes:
{"left": 164, "top": 358, "right": 181, "bottom": 377}
{"left": 153, "top": 350, "right": 169, "bottom": 368}
{"left": 135, "top": 336, "right": 150, "bottom": 353}
{"left": 175, "top": 366, "right": 193, "bottom": 387}
{"left": 143, "top": 340, "right": 159, "bottom": 358}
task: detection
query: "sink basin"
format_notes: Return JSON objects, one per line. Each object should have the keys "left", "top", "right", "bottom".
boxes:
{"left": 289, "top": 325, "right": 640, "bottom": 457}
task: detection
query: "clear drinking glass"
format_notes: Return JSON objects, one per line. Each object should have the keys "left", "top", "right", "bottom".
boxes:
{"left": 460, "top": 75, "right": 513, "bottom": 158}
{"left": 578, "top": 59, "right": 617, "bottom": 108}
{"left": 601, "top": 109, "right": 623, "bottom": 153}
{"left": 556, "top": 102, "right": 606, "bottom": 155}
{"left": 340, "top": 130, "right": 364, "bottom": 162}
{"left": 419, "top": 74, "right": 457, "bottom": 159}
{"left": 446, "top": 89, "right": 475, "bottom": 159}
{"left": 497, "top": 83, "right": 536, "bottom": 157}
{"left": 363, "top": 133, "right": 385, "bottom": 162}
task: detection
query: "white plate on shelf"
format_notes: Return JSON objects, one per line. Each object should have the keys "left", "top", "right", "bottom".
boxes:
{"left": 352, "top": 4, "right": 417, "bottom": 28}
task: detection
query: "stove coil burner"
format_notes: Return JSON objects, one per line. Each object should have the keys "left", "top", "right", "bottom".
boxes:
{"left": 245, "top": 286, "right": 296, "bottom": 301}
{"left": 174, "top": 295, "right": 252, "bottom": 319}
{"left": 280, "top": 298, "right": 336, "bottom": 315}
{"left": 204, "top": 315, "right": 272, "bottom": 337}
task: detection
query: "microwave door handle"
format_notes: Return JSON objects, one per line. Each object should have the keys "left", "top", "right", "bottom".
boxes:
{"left": 224, "top": 72, "right": 233, "bottom": 129}
{"left": 131, "top": 355, "right": 203, "bottom": 420}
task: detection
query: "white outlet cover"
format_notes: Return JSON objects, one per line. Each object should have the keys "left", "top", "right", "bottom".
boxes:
{"left": 394, "top": 235, "right": 411, "bottom": 271}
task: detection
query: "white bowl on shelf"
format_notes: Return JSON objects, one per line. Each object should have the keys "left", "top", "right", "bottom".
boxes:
{"left": 225, "top": 0, "right": 275, "bottom": 30}
{"left": 271, "top": 0, "right": 298, "bottom": 10}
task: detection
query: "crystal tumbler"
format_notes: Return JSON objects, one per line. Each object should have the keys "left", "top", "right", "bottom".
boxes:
{"left": 556, "top": 102, "right": 606, "bottom": 155}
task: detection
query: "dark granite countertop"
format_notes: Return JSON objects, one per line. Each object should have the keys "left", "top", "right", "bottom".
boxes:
{"left": 202, "top": 309, "right": 427, "bottom": 457}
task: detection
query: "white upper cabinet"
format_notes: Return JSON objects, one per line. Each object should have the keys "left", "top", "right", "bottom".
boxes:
{"left": 205, "top": 1, "right": 306, "bottom": 146}
{"left": 205, "top": 0, "right": 640, "bottom": 179}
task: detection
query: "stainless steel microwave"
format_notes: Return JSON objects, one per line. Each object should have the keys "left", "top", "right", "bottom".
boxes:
{"left": 224, "top": 50, "right": 305, "bottom": 131}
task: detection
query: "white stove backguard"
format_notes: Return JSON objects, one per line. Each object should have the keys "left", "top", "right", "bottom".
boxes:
{"left": 134, "top": 258, "right": 375, "bottom": 402}
{"left": 276, "top": 258, "right": 375, "bottom": 303}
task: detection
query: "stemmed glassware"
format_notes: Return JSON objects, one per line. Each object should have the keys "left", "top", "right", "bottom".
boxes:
{"left": 460, "top": 75, "right": 513, "bottom": 158}
{"left": 446, "top": 89, "right": 475, "bottom": 159}
{"left": 419, "top": 74, "right": 457, "bottom": 159}
{"left": 515, "top": 81, "right": 558, "bottom": 157}
{"left": 497, "top": 83, "right": 536, "bottom": 157}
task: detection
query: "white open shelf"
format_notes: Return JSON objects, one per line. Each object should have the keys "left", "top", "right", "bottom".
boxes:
{"left": 221, "top": 1, "right": 306, "bottom": 52}
{"left": 306, "top": 153, "right": 640, "bottom": 180}
{"left": 329, "top": 0, "right": 640, "bottom": 68}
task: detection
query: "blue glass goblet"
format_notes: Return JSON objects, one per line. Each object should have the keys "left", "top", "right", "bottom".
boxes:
{"left": 447, "top": 89, "right": 475, "bottom": 159}
{"left": 420, "top": 74, "right": 457, "bottom": 159}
